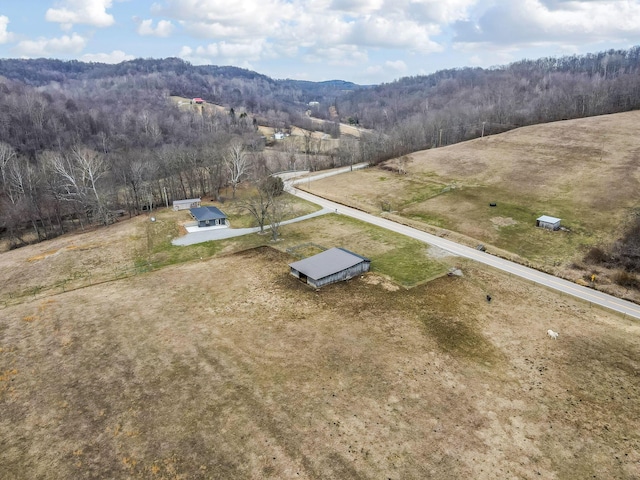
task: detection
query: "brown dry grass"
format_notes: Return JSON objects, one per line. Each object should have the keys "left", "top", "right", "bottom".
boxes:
{"left": 1, "top": 209, "right": 640, "bottom": 478}
{"left": 303, "top": 111, "right": 640, "bottom": 301}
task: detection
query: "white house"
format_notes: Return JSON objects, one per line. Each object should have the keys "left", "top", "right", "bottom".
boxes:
{"left": 173, "top": 198, "right": 201, "bottom": 211}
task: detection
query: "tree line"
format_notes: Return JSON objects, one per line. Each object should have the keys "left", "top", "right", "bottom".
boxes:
{"left": 2, "top": 47, "right": 640, "bottom": 249}
{"left": 337, "top": 47, "right": 640, "bottom": 164}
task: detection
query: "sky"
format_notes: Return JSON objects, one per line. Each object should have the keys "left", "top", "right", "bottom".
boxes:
{"left": 0, "top": 0, "right": 639, "bottom": 84}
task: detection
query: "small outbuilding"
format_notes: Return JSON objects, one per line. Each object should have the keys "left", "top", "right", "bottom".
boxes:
{"left": 173, "top": 198, "right": 201, "bottom": 211}
{"left": 536, "top": 215, "right": 561, "bottom": 230}
{"left": 190, "top": 206, "right": 228, "bottom": 228}
{"left": 289, "top": 247, "right": 371, "bottom": 288}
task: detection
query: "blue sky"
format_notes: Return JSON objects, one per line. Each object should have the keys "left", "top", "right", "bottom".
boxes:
{"left": 0, "top": 0, "right": 639, "bottom": 84}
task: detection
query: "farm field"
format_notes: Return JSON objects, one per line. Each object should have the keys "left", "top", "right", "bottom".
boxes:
{"left": 1, "top": 204, "right": 640, "bottom": 479}
{"left": 301, "top": 111, "right": 640, "bottom": 300}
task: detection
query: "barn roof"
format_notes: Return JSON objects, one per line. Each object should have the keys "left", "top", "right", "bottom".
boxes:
{"left": 289, "top": 248, "right": 370, "bottom": 280}
{"left": 190, "top": 206, "right": 227, "bottom": 221}
{"left": 537, "top": 215, "right": 561, "bottom": 223}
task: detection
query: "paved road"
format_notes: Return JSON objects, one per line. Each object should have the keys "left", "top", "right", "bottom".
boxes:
{"left": 286, "top": 179, "right": 640, "bottom": 320}
{"left": 288, "top": 163, "right": 369, "bottom": 186}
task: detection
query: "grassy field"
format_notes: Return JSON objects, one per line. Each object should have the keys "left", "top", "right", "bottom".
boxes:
{"left": 302, "top": 111, "right": 640, "bottom": 298}
{"left": 0, "top": 193, "right": 447, "bottom": 306}
{"left": 2, "top": 113, "right": 640, "bottom": 478}
{"left": 1, "top": 213, "right": 640, "bottom": 478}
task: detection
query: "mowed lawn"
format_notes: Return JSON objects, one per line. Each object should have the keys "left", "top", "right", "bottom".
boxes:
{"left": 2, "top": 244, "right": 640, "bottom": 479}
{"left": 0, "top": 197, "right": 448, "bottom": 306}
{"left": 303, "top": 111, "right": 640, "bottom": 270}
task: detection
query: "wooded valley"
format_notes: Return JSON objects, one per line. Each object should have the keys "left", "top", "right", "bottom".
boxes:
{"left": 1, "top": 47, "right": 640, "bottom": 251}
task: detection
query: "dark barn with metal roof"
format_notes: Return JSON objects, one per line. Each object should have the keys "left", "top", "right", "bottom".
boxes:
{"left": 190, "top": 206, "right": 228, "bottom": 228}
{"left": 289, "top": 247, "right": 371, "bottom": 288}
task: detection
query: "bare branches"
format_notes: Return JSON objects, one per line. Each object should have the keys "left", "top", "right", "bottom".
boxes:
{"left": 44, "top": 147, "right": 111, "bottom": 225}
{"left": 224, "top": 140, "right": 251, "bottom": 198}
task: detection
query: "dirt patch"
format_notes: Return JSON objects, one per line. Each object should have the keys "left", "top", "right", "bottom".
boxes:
{"left": 490, "top": 216, "right": 518, "bottom": 228}
{"left": 360, "top": 273, "right": 400, "bottom": 291}
{"left": 428, "top": 245, "right": 457, "bottom": 259}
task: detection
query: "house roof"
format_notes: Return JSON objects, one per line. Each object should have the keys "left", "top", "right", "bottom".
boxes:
{"left": 190, "top": 206, "right": 227, "bottom": 221}
{"left": 289, "top": 247, "right": 370, "bottom": 280}
{"left": 537, "top": 215, "right": 561, "bottom": 223}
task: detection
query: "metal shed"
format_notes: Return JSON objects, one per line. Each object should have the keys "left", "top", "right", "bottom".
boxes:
{"left": 190, "top": 206, "right": 228, "bottom": 227}
{"left": 289, "top": 247, "right": 371, "bottom": 288}
{"left": 173, "top": 198, "right": 201, "bottom": 211}
{"left": 536, "top": 215, "right": 561, "bottom": 230}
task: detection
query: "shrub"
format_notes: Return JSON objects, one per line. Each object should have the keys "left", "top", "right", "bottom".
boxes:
{"left": 260, "top": 176, "right": 284, "bottom": 197}
{"left": 584, "top": 246, "right": 608, "bottom": 264}
{"left": 612, "top": 270, "right": 639, "bottom": 288}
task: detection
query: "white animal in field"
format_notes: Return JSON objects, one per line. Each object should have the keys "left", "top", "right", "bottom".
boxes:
{"left": 547, "top": 329, "right": 559, "bottom": 340}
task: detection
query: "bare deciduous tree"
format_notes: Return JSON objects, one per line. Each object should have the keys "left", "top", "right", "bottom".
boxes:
{"left": 46, "top": 147, "right": 111, "bottom": 225}
{"left": 266, "top": 190, "right": 289, "bottom": 241}
{"left": 0, "top": 142, "right": 17, "bottom": 202}
{"left": 225, "top": 140, "right": 250, "bottom": 198}
{"left": 238, "top": 176, "right": 284, "bottom": 234}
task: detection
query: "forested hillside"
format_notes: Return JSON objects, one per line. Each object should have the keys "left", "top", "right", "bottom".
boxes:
{"left": 339, "top": 47, "right": 640, "bottom": 162}
{"left": 0, "top": 58, "right": 361, "bottom": 248}
{"left": 1, "top": 47, "right": 640, "bottom": 250}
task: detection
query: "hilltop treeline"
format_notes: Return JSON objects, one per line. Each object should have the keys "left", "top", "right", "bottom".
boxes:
{"left": 0, "top": 57, "right": 358, "bottom": 124}
{"left": 339, "top": 47, "right": 640, "bottom": 162}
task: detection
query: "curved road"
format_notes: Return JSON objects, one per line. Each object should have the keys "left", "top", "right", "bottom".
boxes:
{"left": 285, "top": 173, "right": 640, "bottom": 320}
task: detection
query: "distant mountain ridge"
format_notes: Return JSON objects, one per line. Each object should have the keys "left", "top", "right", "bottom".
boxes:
{"left": 1, "top": 47, "right": 640, "bottom": 165}
{"left": 0, "top": 57, "right": 363, "bottom": 109}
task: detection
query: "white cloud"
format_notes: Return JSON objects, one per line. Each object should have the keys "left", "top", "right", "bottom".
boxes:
{"left": 136, "top": 19, "right": 174, "bottom": 37}
{"left": 365, "top": 59, "right": 408, "bottom": 77}
{"left": 81, "top": 50, "right": 135, "bottom": 63}
{"left": 153, "top": 0, "right": 457, "bottom": 62}
{"left": 180, "top": 38, "right": 271, "bottom": 63}
{"left": 448, "top": 0, "right": 640, "bottom": 72}
{"left": 329, "top": 0, "right": 473, "bottom": 23}
{"left": 158, "top": 0, "right": 294, "bottom": 39}
{"left": 0, "top": 15, "right": 15, "bottom": 44}
{"left": 384, "top": 59, "right": 408, "bottom": 72}
{"left": 46, "top": 0, "right": 115, "bottom": 30}
{"left": 405, "top": 0, "right": 476, "bottom": 24}
{"left": 179, "top": 45, "right": 193, "bottom": 57}
{"left": 329, "top": 0, "right": 385, "bottom": 15}
{"left": 303, "top": 45, "right": 369, "bottom": 66}
{"left": 454, "top": 0, "right": 640, "bottom": 47}
{"left": 15, "top": 33, "right": 87, "bottom": 56}
{"left": 348, "top": 16, "right": 442, "bottom": 52}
